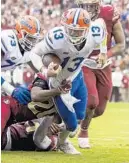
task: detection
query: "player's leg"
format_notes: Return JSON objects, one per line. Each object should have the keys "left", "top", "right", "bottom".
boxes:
{"left": 2, "top": 120, "right": 37, "bottom": 151}
{"left": 94, "top": 66, "right": 112, "bottom": 117}
{"left": 54, "top": 71, "right": 86, "bottom": 130}
{"left": 33, "top": 116, "right": 56, "bottom": 151}
{"left": 53, "top": 73, "right": 84, "bottom": 154}
{"left": 68, "top": 72, "right": 87, "bottom": 138}
{"left": 78, "top": 66, "right": 99, "bottom": 148}
{"left": 54, "top": 95, "right": 80, "bottom": 154}
{"left": 73, "top": 71, "right": 87, "bottom": 120}
{"left": 54, "top": 89, "right": 78, "bottom": 132}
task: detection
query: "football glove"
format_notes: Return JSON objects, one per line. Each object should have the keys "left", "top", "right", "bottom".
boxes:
{"left": 12, "top": 86, "right": 31, "bottom": 105}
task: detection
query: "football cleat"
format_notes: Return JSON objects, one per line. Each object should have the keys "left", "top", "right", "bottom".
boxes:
{"left": 58, "top": 140, "right": 81, "bottom": 155}
{"left": 78, "top": 137, "right": 91, "bottom": 148}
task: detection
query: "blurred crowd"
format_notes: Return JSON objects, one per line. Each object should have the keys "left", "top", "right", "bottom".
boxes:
{"left": 1, "top": 0, "right": 74, "bottom": 31}
{"left": 1, "top": 0, "right": 129, "bottom": 102}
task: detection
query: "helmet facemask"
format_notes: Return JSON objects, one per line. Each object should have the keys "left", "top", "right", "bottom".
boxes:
{"left": 19, "top": 31, "right": 41, "bottom": 51}
{"left": 64, "top": 25, "right": 89, "bottom": 45}
{"left": 79, "top": 3, "right": 99, "bottom": 20}
{"left": 15, "top": 16, "right": 42, "bottom": 52}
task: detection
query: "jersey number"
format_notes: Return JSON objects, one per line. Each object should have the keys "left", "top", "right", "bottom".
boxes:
{"left": 92, "top": 26, "right": 101, "bottom": 37}
{"left": 61, "top": 57, "right": 84, "bottom": 72}
{"left": 53, "top": 29, "right": 64, "bottom": 40}
{"left": 1, "top": 59, "right": 15, "bottom": 68}
{"left": 8, "top": 35, "right": 16, "bottom": 46}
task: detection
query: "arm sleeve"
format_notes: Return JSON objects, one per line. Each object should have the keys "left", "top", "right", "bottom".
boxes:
{"left": 30, "top": 37, "right": 53, "bottom": 71}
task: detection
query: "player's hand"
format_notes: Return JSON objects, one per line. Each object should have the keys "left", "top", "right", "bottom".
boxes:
{"left": 58, "top": 79, "right": 72, "bottom": 94}
{"left": 50, "top": 123, "right": 61, "bottom": 134}
{"left": 96, "top": 53, "right": 108, "bottom": 68}
{"left": 46, "top": 62, "right": 62, "bottom": 77}
{"left": 12, "top": 87, "right": 31, "bottom": 105}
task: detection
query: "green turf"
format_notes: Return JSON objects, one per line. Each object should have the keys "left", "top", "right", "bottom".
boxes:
{"left": 1, "top": 103, "right": 129, "bottom": 163}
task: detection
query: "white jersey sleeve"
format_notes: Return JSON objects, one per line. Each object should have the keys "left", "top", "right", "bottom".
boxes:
{"left": 1, "top": 30, "right": 18, "bottom": 54}
{"left": 1, "top": 30, "right": 28, "bottom": 71}
{"left": 90, "top": 18, "right": 107, "bottom": 54}
{"left": 30, "top": 26, "right": 65, "bottom": 71}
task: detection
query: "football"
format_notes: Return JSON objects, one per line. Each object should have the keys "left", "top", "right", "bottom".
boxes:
{"left": 42, "top": 53, "right": 61, "bottom": 70}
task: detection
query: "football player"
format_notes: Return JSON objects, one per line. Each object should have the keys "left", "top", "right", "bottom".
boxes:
{"left": 1, "top": 53, "right": 71, "bottom": 136}
{"left": 75, "top": 0, "right": 125, "bottom": 148}
{"left": 30, "top": 8, "right": 107, "bottom": 154}
{"left": 1, "top": 15, "right": 42, "bottom": 105}
{"left": 1, "top": 116, "right": 59, "bottom": 151}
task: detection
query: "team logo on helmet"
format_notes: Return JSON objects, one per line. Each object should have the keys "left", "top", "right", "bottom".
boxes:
{"left": 21, "top": 20, "right": 33, "bottom": 30}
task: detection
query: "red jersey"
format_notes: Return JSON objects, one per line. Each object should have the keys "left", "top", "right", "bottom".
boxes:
{"left": 90, "top": 5, "right": 120, "bottom": 57}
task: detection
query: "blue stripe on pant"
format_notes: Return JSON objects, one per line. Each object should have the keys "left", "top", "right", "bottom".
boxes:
{"left": 54, "top": 71, "right": 88, "bottom": 131}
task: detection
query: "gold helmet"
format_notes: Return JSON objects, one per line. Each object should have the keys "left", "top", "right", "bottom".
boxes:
{"left": 75, "top": 0, "right": 101, "bottom": 20}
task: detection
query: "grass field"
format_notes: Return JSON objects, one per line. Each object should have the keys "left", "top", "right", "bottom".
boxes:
{"left": 1, "top": 103, "right": 129, "bottom": 163}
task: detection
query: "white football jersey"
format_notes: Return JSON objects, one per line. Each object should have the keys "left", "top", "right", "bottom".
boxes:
{"left": 31, "top": 18, "right": 107, "bottom": 81}
{"left": 1, "top": 29, "right": 31, "bottom": 71}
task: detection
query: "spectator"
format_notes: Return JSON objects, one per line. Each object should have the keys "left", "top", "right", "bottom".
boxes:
{"left": 121, "top": 70, "right": 129, "bottom": 102}
{"left": 111, "top": 67, "right": 123, "bottom": 102}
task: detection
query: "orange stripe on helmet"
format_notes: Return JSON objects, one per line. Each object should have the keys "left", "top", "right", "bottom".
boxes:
{"left": 61, "top": 8, "right": 91, "bottom": 29}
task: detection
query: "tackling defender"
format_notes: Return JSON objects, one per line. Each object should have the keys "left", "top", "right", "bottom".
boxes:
{"left": 1, "top": 15, "right": 42, "bottom": 104}
{"left": 1, "top": 53, "right": 71, "bottom": 136}
{"left": 30, "top": 8, "right": 108, "bottom": 154}
{"left": 75, "top": 0, "right": 125, "bottom": 148}
{"left": 1, "top": 117, "right": 59, "bottom": 151}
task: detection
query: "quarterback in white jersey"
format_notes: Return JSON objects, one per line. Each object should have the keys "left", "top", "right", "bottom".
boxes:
{"left": 30, "top": 8, "right": 107, "bottom": 154}
{"left": 1, "top": 15, "right": 41, "bottom": 104}
{"left": 31, "top": 11, "right": 107, "bottom": 83}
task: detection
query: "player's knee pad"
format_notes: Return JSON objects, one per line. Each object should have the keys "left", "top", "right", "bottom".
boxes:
{"left": 87, "top": 95, "right": 99, "bottom": 109}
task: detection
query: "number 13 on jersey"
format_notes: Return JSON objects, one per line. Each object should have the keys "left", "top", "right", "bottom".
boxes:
{"left": 62, "top": 57, "right": 84, "bottom": 72}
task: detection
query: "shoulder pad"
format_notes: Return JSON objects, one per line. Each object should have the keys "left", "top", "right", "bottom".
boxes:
{"left": 1, "top": 30, "right": 18, "bottom": 53}
{"left": 90, "top": 18, "right": 107, "bottom": 44}
{"left": 44, "top": 26, "right": 65, "bottom": 50}
{"left": 100, "top": 5, "right": 120, "bottom": 22}
{"left": 100, "top": 5, "right": 114, "bottom": 21}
